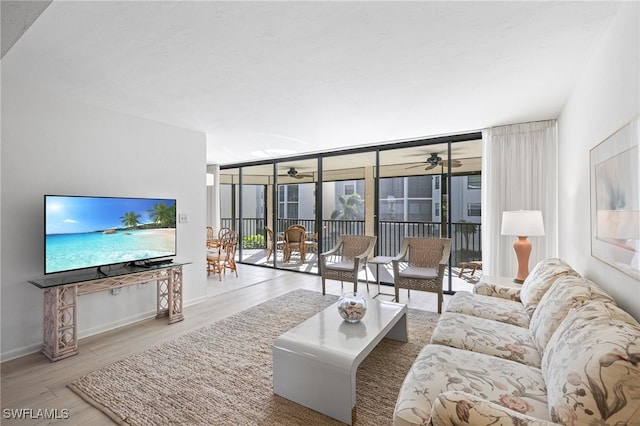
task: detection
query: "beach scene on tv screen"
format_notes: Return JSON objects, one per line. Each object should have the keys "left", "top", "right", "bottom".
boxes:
{"left": 45, "top": 196, "right": 177, "bottom": 273}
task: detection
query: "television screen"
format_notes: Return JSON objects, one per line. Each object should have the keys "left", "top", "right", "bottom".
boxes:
{"left": 45, "top": 195, "right": 177, "bottom": 274}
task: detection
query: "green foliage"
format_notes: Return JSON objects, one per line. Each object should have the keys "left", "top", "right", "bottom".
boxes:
{"left": 330, "top": 193, "right": 364, "bottom": 220}
{"left": 243, "top": 234, "right": 265, "bottom": 249}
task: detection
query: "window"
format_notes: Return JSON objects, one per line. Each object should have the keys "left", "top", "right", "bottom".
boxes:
{"left": 408, "top": 200, "right": 431, "bottom": 221}
{"left": 467, "top": 202, "right": 481, "bottom": 216}
{"left": 279, "top": 185, "right": 300, "bottom": 219}
{"left": 434, "top": 176, "right": 440, "bottom": 190}
{"left": 407, "top": 176, "right": 433, "bottom": 198}
{"left": 287, "top": 185, "right": 299, "bottom": 202}
{"left": 286, "top": 204, "right": 299, "bottom": 218}
{"left": 344, "top": 184, "right": 355, "bottom": 195}
{"left": 379, "top": 177, "right": 404, "bottom": 199}
{"left": 379, "top": 176, "right": 435, "bottom": 222}
{"left": 467, "top": 175, "right": 481, "bottom": 189}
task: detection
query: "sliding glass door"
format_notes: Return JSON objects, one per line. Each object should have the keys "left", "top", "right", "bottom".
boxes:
{"left": 322, "top": 152, "right": 375, "bottom": 252}
{"left": 274, "top": 159, "right": 318, "bottom": 271}
{"left": 215, "top": 134, "right": 483, "bottom": 292}
{"left": 238, "top": 164, "right": 271, "bottom": 265}
{"left": 376, "top": 139, "right": 483, "bottom": 291}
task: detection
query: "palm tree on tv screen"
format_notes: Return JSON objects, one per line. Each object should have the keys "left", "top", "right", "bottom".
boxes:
{"left": 121, "top": 211, "right": 141, "bottom": 229}
{"left": 148, "top": 202, "right": 176, "bottom": 228}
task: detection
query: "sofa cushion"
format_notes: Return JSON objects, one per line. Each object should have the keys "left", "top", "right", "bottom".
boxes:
{"left": 529, "top": 275, "right": 615, "bottom": 354}
{"left": 520, "top": 258, "right": 580, "bottom": 316}
{"left": 393, "top": 345, "right": 550, "bottom": 426}
{"left": 431, "top": 391, "right": 558, "bottom": 426}
{"left": 431, "top": 312, "right": 541, "bottom": 367}
{"left": 542, "top": 301, "right": 640, "bottom": 426}
{"left": 473, "top": 279, "right": 522, "bottom": 301}
{"left": 445, "top": 291, "right": 530, "bottom": 327}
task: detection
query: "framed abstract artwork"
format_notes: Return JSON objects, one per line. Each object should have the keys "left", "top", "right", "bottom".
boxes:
{"left": 590, "top": 115, "right": 640, "bottom": 279}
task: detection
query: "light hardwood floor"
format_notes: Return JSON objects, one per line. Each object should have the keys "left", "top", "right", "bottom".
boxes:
{"left": 1, "top": 264, "right": 462, "bottom": 425}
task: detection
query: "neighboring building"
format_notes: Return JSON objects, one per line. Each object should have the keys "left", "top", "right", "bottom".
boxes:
{"left": 222, "top": 173, "right": 481, "bottom": 225}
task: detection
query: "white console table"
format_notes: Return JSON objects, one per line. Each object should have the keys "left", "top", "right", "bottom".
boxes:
{"left": 29, "top": 262, "right": 189, "bottom": 361}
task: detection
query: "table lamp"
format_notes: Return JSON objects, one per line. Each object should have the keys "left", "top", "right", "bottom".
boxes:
{"left": 501, "top": 210, "right": 545, "bottom": 283}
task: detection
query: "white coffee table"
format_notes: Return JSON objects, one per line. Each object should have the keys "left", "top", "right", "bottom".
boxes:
{"left": 273, "top": 298, "right": 408, "bottom": 424}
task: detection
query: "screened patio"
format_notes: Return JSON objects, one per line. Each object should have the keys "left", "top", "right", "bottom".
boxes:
{"left": 210, "top": 134, "right": 483, "bottom": 295}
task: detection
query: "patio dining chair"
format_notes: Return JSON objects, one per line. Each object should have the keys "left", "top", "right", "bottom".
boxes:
{"left": 305, "top": 232, "right": 319, "bottom": 254}
{"left": 206, "top": 226, "right": 215, "bottom": 248}
{"left": 208, "top": 227, "right": 231, "bottom": 250}
{"left": 283, "top": 225, "right": 307, "bottom": 263}
{"left": 319, "top": 235, "right": 377, "bottom": 295}
{"left": 392, "top": 237, "right": 451, "bottom": 313}
{"left": 265, "top": 226, "right": 285, "bottom": 261}
{"left": 207, "top": 230, "right": 239, "bottom": 281}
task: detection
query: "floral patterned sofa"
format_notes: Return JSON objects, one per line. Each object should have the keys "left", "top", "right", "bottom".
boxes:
{"left": 393, "top": 259, "right": 640, "bottom": 426}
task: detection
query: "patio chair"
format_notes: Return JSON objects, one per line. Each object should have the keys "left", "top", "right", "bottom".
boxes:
{"left": 392, "top": 237, "right": 451, "bottom": 313}
{"left": 283, "top": 225, "right": 307, "bottom": 263}
{"left": 265, "top": 226, "right": 285, "bottom": 261}
{"left": 305, "top": 232, "right": 319, "bottom": 254}
{"left": 207, "top": 230, "right": 239, "bottom": 280}
{"left": 208, "top": 227, "right": 230, "bottom": 250}
{"left": 206, "top": 226, "right": 215, "bottom": 248}
{"left": 319, "top": 235, "right": 377, "bottom": 295}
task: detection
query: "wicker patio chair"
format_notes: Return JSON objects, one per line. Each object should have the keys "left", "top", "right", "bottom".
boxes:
{"left": 319, "top": 235, "right": 377, "bottom": 295}
{"left": 305, "top": 232, "right": 319, "bottom": 254}
{"left": 208, "top": 226, "right": 230, "bottom": 250}
{"left": 283, "top": 225, "right": 307, "bottom": 263}
{"left": 207, "top": 230, "right": 238, "bottom": 280}
{"left": 206, "top": 226, "right": 216, "bottom": 248}
{"left": 265, "top": 226, "right": 285, "bottom": 261}
{"left": 392, "top": 237, "right": 451, "bottom": 313}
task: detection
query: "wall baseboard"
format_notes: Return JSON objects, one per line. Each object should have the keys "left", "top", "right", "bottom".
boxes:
{"left": 1, "top": 295, "right": 210, "bottom": 363}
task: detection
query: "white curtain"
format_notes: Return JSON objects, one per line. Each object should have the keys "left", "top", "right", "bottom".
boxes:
{"left": 482, "top": 120, "right": 558, "bottom": 278}
{"left": 206, "top": 164, "right": 221, "bottom": 231}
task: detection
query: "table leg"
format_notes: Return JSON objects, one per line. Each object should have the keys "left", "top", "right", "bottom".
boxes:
{"left": 42, "top": 286, "right": 78, "bottom": 361}
{"left": 273, "top": 346, "right": 355, "bottom": 425}
{"left": 372, "top": 262, "right": 395, "bottom": 299}
{"left": 156, "top": 266, "right": 184, "bottom": 324}
{"left": 385, "top": 311, "right": 408, "bottom": 342}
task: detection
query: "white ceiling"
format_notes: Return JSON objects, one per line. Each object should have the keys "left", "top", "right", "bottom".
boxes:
{"left": 1, "top": 1, "right": 621, "bottom": 166}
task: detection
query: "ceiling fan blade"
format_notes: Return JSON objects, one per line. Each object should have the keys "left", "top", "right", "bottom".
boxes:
{"left": 442, "top": 159, "right": 463, "bottom": 168}
{"left": 405, "top": 163, "right": 427, "bottom": 169}
{"left": 424, "top": 163, "right": 437, "bottom": 171}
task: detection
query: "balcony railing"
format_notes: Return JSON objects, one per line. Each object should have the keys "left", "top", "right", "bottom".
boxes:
{"left": 225, "top": 217, "right": 481, "bottom": 265}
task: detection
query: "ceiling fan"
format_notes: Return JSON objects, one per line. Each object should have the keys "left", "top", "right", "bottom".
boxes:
{"left": 279, "top": 167, "right": 313, "bottom": 179}
{"left": 406, "top": 153, "right": 463, "bottom": 171}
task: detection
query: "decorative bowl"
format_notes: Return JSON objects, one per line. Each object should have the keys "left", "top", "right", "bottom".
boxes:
{"left": 337, "top": 292, "right": 368, "bottom": 323}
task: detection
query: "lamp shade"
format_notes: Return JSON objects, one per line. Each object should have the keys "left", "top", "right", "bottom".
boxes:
{"left": 501, "top": 210, "right": 545, "bottom": 237}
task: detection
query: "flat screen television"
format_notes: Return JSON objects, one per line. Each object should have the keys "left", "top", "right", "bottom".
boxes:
{"left": 45, "top": 195, "right": 177, "bottom": 274}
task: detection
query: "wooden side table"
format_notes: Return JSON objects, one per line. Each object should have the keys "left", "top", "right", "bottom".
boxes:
{"left": 458, "top": 261, "right": 482, "bottom": 277}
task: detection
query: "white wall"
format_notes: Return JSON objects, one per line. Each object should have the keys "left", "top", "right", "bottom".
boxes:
{"left": 1, "top": 82, "right": 208, "bottom": 361}
{"left": 558, "top": 1, "right": 640, "bottom": 319}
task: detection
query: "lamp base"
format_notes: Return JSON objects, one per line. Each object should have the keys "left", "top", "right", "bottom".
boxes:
{"left": 513, "top": 236, "right": 532, "bottom": 284}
